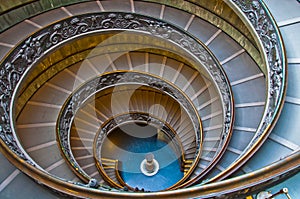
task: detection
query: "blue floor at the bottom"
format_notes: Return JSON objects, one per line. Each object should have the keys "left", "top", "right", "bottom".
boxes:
{"left": 121, "top": 159, "right": 183, "bottom": 191}
{"left": 102, "top": 125, "right": 184, "bottom": 191}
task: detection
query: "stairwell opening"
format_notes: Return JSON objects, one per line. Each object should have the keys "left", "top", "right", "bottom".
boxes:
{"left": 100, "top": 122, "right": 183, "bottom": 191}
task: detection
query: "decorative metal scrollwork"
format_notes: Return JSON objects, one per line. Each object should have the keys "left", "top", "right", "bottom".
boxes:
{"left": 57, "top": 71, "right": 202, "bottom": 180}
{"left": 231, "top": 0, "right": 286, "bottom": 149}
{"left": 0, "top": 12, "right": 233, "bottom": 169}
{"left": 0, "top": 0, "right": 291, "bottom": 197}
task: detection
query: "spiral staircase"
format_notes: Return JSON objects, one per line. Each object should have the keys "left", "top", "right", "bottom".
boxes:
{"left": 0, "top": 0, "right": 299, "bottom": 198}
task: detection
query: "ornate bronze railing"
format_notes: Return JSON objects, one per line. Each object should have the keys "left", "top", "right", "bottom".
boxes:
{"left": 206, "top": 0, "right": 288, "bottom": 182}
{"left": 0, "top": 0, "right": 292, "bottom": 198}
{"left": 1, "top": 11, "right": 233, "bottom": 188}
{"left": 56, "top": 71, "right": 202, "bottom": 183}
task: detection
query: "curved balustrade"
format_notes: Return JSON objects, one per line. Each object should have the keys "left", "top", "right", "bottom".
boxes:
{"left": 0, "top": 0, "right": 296, "bottom": 198}
{"left": 0, "top": 9, "right": 234, "bottom": 191}
{"left": 56, "top": 72, "right": 202, "bottom": 185}
{"left": 205, "top": 0, "right": 287, "bottom": 182}
{"left": 10, "top": 11, "right": 233, "bottom": 185}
